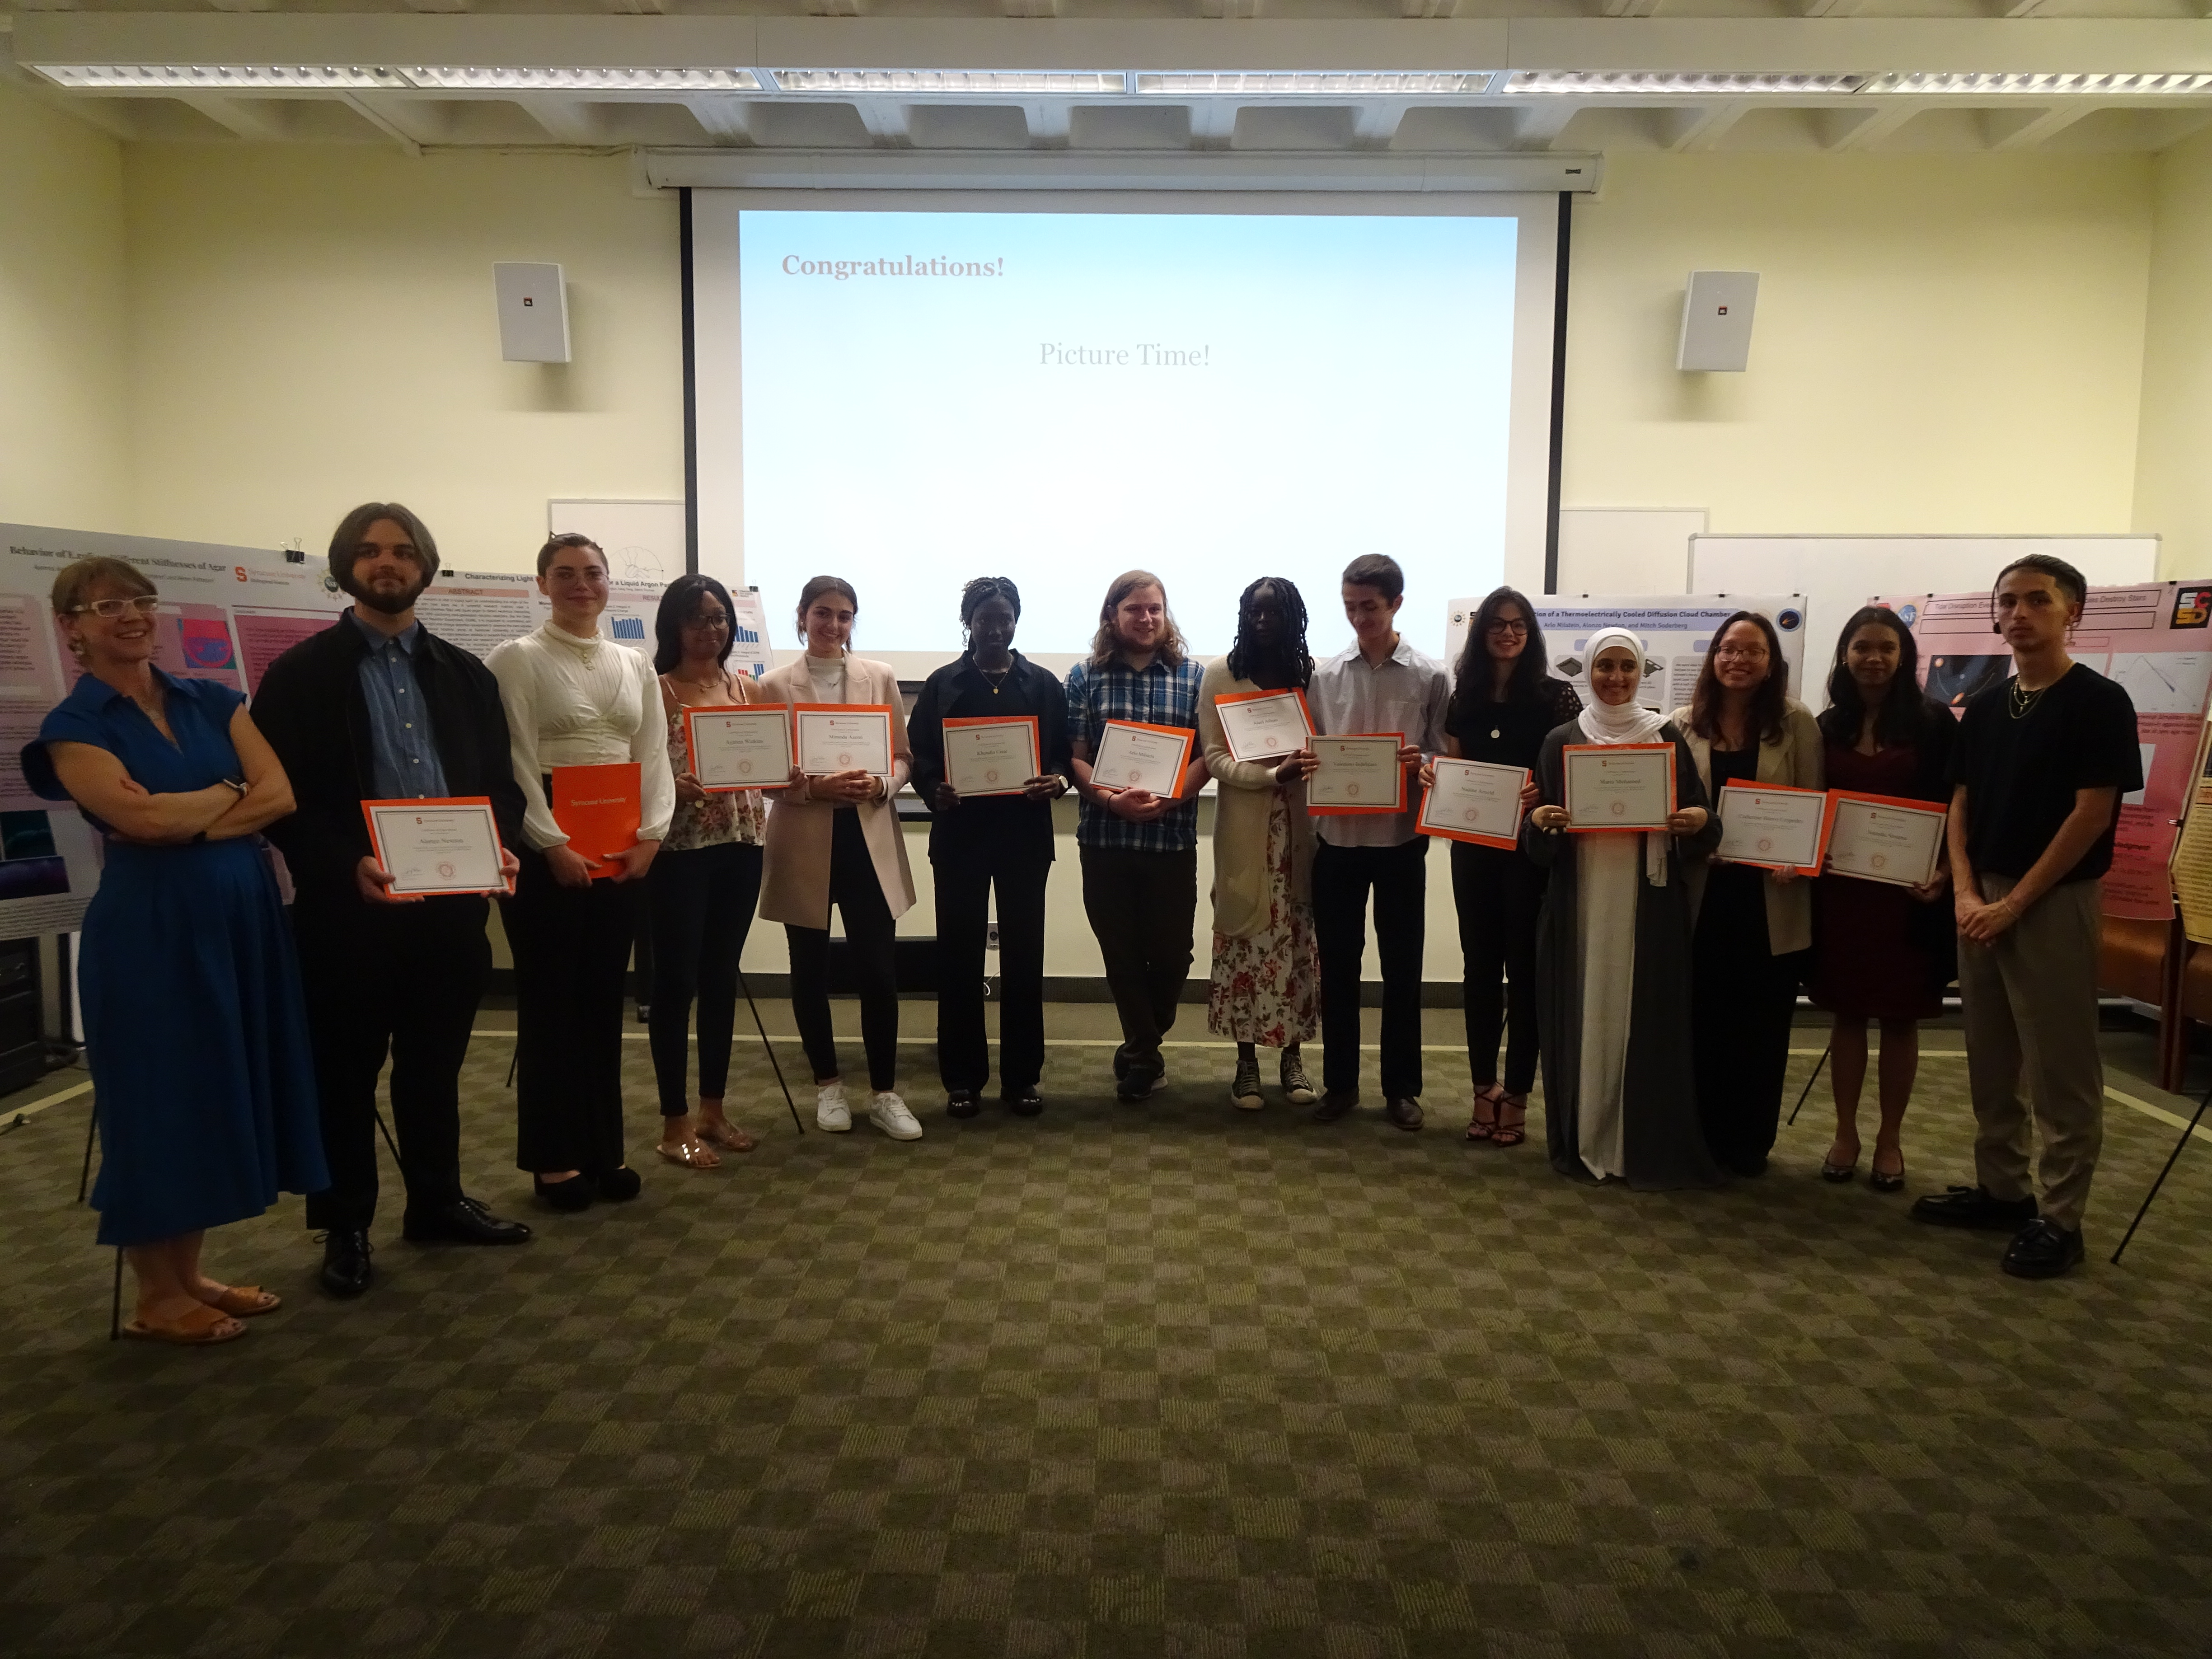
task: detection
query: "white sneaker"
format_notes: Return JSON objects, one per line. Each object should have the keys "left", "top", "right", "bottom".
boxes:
{"left": 815, "top": 1082, "right": 851, "bottom": 1133}
{"left": 868, "top": 1091, "right": 924, "bottom": 1141}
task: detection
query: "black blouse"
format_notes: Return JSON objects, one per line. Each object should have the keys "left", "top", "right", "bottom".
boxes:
{"left": 906, "top": 650, "right": 1073, "bottom": 864}
{"left": 1447, "top": 676, "right": 1584, "bottom": 773}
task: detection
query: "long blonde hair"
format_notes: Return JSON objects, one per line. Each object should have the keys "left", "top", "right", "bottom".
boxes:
{"left": 1087, "top": 569, "right": 1185, "bottom": 670}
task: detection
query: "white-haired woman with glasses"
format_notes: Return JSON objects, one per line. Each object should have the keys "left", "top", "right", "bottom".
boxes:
{"left": 20, "top": 556, "right": 325, "bottom": 1346}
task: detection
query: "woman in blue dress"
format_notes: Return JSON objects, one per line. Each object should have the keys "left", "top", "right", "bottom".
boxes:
{"left": 23, "top": 556, "right": 326, "bottom": 1345}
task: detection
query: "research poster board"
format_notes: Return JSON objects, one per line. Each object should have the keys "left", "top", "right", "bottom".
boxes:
{"left": 1446, "top": 594, "right": 1809, "bottom": 716}
{"left": 1884, "top": 580, "right": 2212, "bottom": 922}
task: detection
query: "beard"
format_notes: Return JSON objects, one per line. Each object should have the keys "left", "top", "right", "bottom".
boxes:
{"left": 347, "top": 570, "right": 429, "bottom": 615}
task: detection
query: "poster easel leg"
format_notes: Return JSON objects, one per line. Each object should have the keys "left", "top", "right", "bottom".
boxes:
{"left": 740, "top": 972, "right": 804, "bottom": 1135}
{"left": 1786, "top": 1045, "right": 1831, "bottom": 1129}
{"left": 2110, "top": 1088, "right": 2210, "bottom": 1265}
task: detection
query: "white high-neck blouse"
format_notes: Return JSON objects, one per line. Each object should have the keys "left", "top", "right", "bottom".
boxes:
{"left": 487, "top": 622, "right": 676, "bottom": 851}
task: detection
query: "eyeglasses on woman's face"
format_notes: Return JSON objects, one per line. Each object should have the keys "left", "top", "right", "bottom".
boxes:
{"left": 70, "top": 595, "right": 162, "bottom": 620}
{"left": 1486, "top": 618, "right": 1530, "bottom": 637}
{"left": 1715, "top": 644, "right": 1770, "bottom": 663}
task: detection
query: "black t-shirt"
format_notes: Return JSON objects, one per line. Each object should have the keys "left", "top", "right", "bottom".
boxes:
{"left": 1447, "top": 676, "right": 1583, "bottom": 772}
{"left": 1950, "top": 663, "right": 2142, "bottom": 883}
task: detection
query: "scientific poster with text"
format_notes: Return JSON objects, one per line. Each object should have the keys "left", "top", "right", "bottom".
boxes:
{"left": 1446, "top": 595, "right": 1809, "bottom": 716}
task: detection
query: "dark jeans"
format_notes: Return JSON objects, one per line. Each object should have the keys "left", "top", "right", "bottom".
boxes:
{"left": 1452, "top": 840, "right": 1546, "bottom": 1097}
{"left": 1313, "top": 836, "right": 1429, "bottom": 1101}
{"left": 1691, "top": 865, "right": 1803, "bottom": 1170}
{"left": 933, "top": 846, "right": 1051, "bottom": 1095}
{"left": 647, "top": 839, "right": 764, "bottom": 1118}
{"left": 296, "top": 892, "right": 490, "bottom": 1233}
{"left": 785, "top": 808, "right": 900, "bottom": 1093}
{"left": 1078, "top": 844, "right": 1198, "bottom": 1064}
{"left": 506, "top": 849, "right": 642, "bottom": 1175}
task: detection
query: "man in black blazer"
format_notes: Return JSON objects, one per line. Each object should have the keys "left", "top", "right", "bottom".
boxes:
{"left": 257, "top": 502, "right": 532, "bottom": 1298}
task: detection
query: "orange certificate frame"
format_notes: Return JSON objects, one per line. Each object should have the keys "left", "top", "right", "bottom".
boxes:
{"left": 1561, "top": 742, "right": 1677, "bottom": 832}
{"left": 1416, "top": 758, "right": 1528, "bottom": 850}
{"left": 682, "top": 701, "right": 792, "bottom": 793}
{"left": 1713, "top": 781, "right": 1831, "bottom": 876}
{"left": 1090, "top": 719, "right": 1194, "bottom": 799}
{"left": 793, "top": 703, "right": 896, "bottom": 779}
{"left": 550, "top": 761, "right": 642, "bottom": 879}
{"left": 1212, "top": 686, "right": 1316, "bottom": 763}
{"left": 942, "top": 714, "right": 1040, "bottom": 797}
{"left": 360, "top": 796, "right": 511, "bottom": 897}
{"left": 1820, "top": 789, "right": 1950, "bottom": 887}
{"left": 1308, "top": 733, "right": 1408, "bottom": 816}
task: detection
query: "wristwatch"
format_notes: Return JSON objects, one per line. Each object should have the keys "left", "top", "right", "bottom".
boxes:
{"left": 220, "top": 776, "right": 248, "bottom": 798}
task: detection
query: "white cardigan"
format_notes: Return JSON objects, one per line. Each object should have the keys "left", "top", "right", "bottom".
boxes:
{"left": 487, "top": 623, "right": 676, "bottom": 850}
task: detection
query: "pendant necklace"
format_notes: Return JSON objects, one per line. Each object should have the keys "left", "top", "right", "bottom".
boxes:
{"left": 2009, "top": 677, "right": 2048, "bottom": 721}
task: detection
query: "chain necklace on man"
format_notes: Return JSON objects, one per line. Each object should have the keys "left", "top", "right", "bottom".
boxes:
{"left": 2009, "top": 676, "right": 2048, "bottom": 721}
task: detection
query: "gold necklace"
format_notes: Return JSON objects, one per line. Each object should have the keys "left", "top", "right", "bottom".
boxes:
{"left": 2008, "top": 676, "right": 2048, "bottom": 721}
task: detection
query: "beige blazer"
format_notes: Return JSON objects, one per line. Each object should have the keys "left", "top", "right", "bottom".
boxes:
{"left": 757, "top": 655, "right": 917, "bottom": 929}
{"left": 1196, "top": 656, "right": 1314, "bottom": 940}
{"left": 1671, "top": 696, "right": 1823, "bottom": 957}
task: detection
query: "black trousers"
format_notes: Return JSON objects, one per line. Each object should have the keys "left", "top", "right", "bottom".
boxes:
{"left": 785, "top": 808, "right": 900, "bottom": 1093}
{"left": 297, "top": 893, "right": 490, "bottom": 1233}
{"left": 506, "top": 849, "right": 642, "bottom": 1174}
{"left": 934, "top": 846, "right": 1051, "bottom": 1095}
{"left": 1078, "top": 844, "right": 1198, "bottom": 1064}
{"left": 647, "top": 840, "right": 764, "bottom": 1118}
{"left": 1691, "top": 866, "right": 1804, "bottom": 1170}
{"left": 1452, "top": 840, "right": 1546, "bottom": 1097}
{"left": 1313, "top": 836, "right": 1429, "bottom": 1101}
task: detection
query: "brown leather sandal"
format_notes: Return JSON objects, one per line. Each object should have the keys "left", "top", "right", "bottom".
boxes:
{"left": 203, "top": 1285, "right": 280, "bottom": 1317}
{"left": 123, "top": 1303, "right": 248, "bottom": 1346}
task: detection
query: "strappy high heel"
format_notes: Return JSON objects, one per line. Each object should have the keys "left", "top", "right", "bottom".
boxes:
{"left": 1466, "top": 1084, "right": 1501, "bottom": 1142}
{"left": 1491, "top": 1094, "right": 1529, "bottom": 1148}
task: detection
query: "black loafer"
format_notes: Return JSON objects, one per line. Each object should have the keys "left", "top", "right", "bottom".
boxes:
{"left": 1910, "top": 1184, "right": 2038, "bottom": 1232}
{"left": 2002, "top": 1217, "right": 2085, "bottom": 1279}
{"left": 1005, "top": 1087, "right": 1044, "bottom": 1118}
{"left": 319, "top": 1229, "right": 375, "bottom": 1299}
{"left": 593, "top": 1167, "right": 642, "bottom": 1203}
{"left": 403, "top": 1195, "right": 533, "bottom": 1246}
{"left": 947, "top": 1090, "right": 981, "bottom": 1120}
{"left": 1312, "top": 1091, "right": 1356, "bottom": 1124}
{"left": 1385, "top": 1097, "right": 1425, "bottom": 1132}
{"left": 534, "top": 1173, "right": 595, "bottom": 1213}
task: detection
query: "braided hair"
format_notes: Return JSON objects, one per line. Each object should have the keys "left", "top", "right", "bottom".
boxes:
{"left": 960, "top": 576, "right": 1021, "bottom": 637}
{"left": 1225, "top": 576, "right": 1312, "bottom": 689}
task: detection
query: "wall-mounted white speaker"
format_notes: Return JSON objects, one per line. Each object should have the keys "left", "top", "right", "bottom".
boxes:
{"left": 494, "top": 262, "right": 571, "bottom": 364}
{"left": 1677, "top": 271, "right": 1759, "bottom": 373}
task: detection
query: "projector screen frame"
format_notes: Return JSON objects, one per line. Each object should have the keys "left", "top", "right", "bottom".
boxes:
{"left": 686, "top": 186, "right": 1565, "bottom": 682}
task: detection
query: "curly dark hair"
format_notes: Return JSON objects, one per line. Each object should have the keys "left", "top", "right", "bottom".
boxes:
{"left": 1687, "top": 609, "right": 1790, "bottom": 744}
{"left": 652, "top": 573, "right": 737, "bottom": 675}
{"left": 1224, "top": 577, "right": 1312, "bottom": 689}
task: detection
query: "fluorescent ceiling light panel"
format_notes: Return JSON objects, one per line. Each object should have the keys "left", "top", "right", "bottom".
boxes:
{"left": 1504, "top": 70, "right": 1869, "bottom": 96}
{"left": 36, "top": 63, "right": 406, "bottom": 90}
{"left": 1871, "top": 71, "right": 2212, "bottom": 96}
{"left": 770, "top": 70, "right": 1123, "bottom": 95}
{"left": 1137, "top": 71, "right": 1492, "bottom": 96}
{"left": 403, "top": 67, "right": 759, "bottom": 91}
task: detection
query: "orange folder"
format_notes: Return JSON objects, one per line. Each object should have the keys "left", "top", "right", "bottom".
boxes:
{"left": 551, "top": 762, "right": 642, "bottom": 879}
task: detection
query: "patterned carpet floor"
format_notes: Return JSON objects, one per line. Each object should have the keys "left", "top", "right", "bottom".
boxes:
{"left": 0, "top": 1013, "right": 2207, "bottom": 1659}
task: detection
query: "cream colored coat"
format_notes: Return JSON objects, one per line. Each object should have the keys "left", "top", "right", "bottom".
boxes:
{"left": 1197, "top": 656, "right": 1314, "bottom": 940}
{"left": 1671, "top": 695, "right": 1823, "bottom": 957}
{"left": 758, "top": 654, "right": 917, "bottom": 929}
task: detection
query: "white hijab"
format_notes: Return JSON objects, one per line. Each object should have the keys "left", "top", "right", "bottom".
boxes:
{"left": 1572, "top": 626, "right": 1672, "bottom": 884}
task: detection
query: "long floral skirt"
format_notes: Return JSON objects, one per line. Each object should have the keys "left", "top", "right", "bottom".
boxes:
{"left": 1207, "top": 792, "right": 1321, "bottom": 1047}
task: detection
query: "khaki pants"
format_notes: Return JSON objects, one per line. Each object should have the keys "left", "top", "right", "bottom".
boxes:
{"left": 1957, "top": 873, "right": 2105, "bottom": 1228}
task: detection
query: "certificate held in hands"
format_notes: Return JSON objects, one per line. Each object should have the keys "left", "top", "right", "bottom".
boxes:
{"left": 361, "top": 797, "right": 508, "bottom": 896}
{"left": 1308, "top": 734, "right": 1406, "bottom": 816}
{"left": 1418, "top": 758, "right": 1528, "bottom": 849}
{"left": 1214, "top": 687, "right": 1315, "bottom": 763}
{"left": 1715, "top": 782, "right": 1829, "bottom": 875}
{"left": 684, "top": 703, "right": 792, "bottom": 792}
{"left": 1090, "top": 720, "right": 1192, "bottom": 798}
{"left": 944, "top": 715, "right": 1040, "bottom": 797}
{"left": 1561, "top": 743, "right": 1676, "bottom": 831}
{"left": 796, "top": 704, "right": 895, "bottom": 780}
{"left": 1822, "top": 791, "right": 1948, "bottom": 887}
{"left": 551, "top": 762, "right": 642, "bottom": 878}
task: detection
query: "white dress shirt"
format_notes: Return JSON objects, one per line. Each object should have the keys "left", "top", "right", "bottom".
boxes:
{"left": 1306, "top": 634, "right": 1450, "bottom": 848}
{"left": 487, "top": 622, "right": 676, "bottom": 850}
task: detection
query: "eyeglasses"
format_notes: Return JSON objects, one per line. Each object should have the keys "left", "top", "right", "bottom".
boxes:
{"left": 69, "top": 595, "right": 162, "bottom": 620}
{"left": 1486, "top": 619, "right": 1530, "bottom": 636}
{"left": 1715, "top": 646, "right": 1770, "bottom": 663}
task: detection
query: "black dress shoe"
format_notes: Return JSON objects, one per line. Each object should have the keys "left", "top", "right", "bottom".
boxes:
{"left": 534, "top": 1172, "right": 595, "bottom": 1212}
{"left": 319, "top": 1230, "right": 374, "bottom": 1299}
{"left": 403, "top": 1195, "right": 533, "bottom": 1246}
{"left": 1910, "top": 1184, "right": 2038, "bottom": 1232}
{"left": 947, "top": 1090, "right": 981, "bottom": 1120}
{"left": 2001, "top": 1218, "right": 2085, "bottom": 1279}
{"left": 1312, "top": 1091, "right": 1356, "bottom": 1124}
{"left": 594, "top": 1167, "right": 642, "bottom": 1203}
{"left": 1385, "top": 1097, "right": 1425, "bottom": 1131}
{"left": 1005, "top": 1087, "right": 1045, "bottom": 1117}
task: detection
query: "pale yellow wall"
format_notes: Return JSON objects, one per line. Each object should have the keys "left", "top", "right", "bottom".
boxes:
{"left": 120, "top": 146, "right": 684, "bottom": 567}
{"left": 2134, "top": 129, "right": 2212, "bottom": 579}
{"left": 0, "top": 79, "right": 128, "bottom": 530}
{"left": 1565, "top": 151, "right": 2154, "bottom": 538}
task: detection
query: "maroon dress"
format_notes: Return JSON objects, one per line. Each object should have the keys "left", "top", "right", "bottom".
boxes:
{"left": 1809, "top": 741, "right": 1947, "bottom": 1021}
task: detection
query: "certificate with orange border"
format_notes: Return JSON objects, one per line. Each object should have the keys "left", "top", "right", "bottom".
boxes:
{"left": 1091, "top": 719, "right": 1193, "bottom": 798}
{"left": 943, "top": 715, "right": 1040, "bottom": 797}
{"left": 1308, "top": 734, "right": 1406, "bottom": 816}
{"left": 361, "top": 796, "right": 509, "bottom": 896}
{"left": 1417, "top": 758, "right": 1528, "bottom": 849}
{"left": 795, "top": 703, "right": 895, "bottom": 780}
{"left": 1214, "top": 686, "right": 1315, "bottom": 763}
{"left": 1715, "top": 782, "right": 1829, "bottom": 876}
{"left": 683, "top": 702, "right": 791, "bottom": 793}
{"left": 1562, "top": 743, "right": 1676, "bottom": 831}
{"left": 1822, "top": 790, "right": 1949, "bottom": 887}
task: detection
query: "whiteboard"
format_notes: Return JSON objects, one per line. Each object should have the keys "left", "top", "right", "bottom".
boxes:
{"left": 1691, "top": 534, "right": 2160, "bottom": 708}
{"left": 1556, "top": 507, "right": 1706, "bottom": 595}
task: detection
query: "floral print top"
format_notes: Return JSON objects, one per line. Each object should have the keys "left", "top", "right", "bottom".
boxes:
{"left": 661, "top": 674, "right": 766, "bottom": 852}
